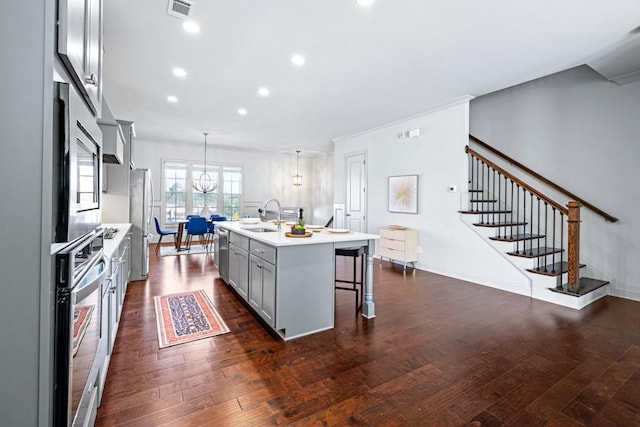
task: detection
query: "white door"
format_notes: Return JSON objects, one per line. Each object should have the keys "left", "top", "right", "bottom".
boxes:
{"left": 345, "top": 152, "right": 367, "bottom": 232}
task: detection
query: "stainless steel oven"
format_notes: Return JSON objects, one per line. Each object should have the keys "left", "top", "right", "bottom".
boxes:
{"left": 52, "top": 82, "right": 102, "bottom": 244}
{"left": 53, "top": 230, "right": 106, "bottom": 426}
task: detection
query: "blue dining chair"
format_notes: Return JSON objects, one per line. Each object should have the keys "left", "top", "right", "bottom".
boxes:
{"left": 154, "top": 217, "right": 178, "bottom": 254}
{"left": 185, "top": 216, "right": 208, "bottom": 251}
{"left": 184, "top": 214, "right": 200, "bottom": 232}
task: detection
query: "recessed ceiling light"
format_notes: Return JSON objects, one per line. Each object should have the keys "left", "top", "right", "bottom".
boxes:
{"left": 237, "top": 108, "right": 247, "bottom": 116}
{"left": 291, "top": 54, "right": 305, "bottom": 66}
{"left": 167, "top": 95, "right": 178, "bottom": 103}
{"left": 257, "top": 87, "right": 270, "bottom": 97}
{"left": 356, "top": 0, "right": 375, "bottom": 6}
{"left": 172, "top": 67, "right": 187, "bottom": 78}
{"left": 182, "top": 21, "right": 200, "bottom": 34}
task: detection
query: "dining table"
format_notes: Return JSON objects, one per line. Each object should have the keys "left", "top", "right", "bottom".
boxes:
{"left": 174, "top": 218, "right": 213, "bottom": 251}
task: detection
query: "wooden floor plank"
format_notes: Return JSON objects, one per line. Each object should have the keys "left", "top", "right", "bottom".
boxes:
{"left": 96, "top": 246, "right": 640, "bottom": 426}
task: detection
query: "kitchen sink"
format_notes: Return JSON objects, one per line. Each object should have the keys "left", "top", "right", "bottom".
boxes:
{"left": 247, "top": 228, "right": 280, "bottom": 233}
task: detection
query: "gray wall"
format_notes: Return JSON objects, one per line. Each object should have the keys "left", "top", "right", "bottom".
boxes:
{"left": 470, "top": 65, "right": 640, "bottom": 301}
{"left": 0, "top": 0, "right": 55, "bottom": 425}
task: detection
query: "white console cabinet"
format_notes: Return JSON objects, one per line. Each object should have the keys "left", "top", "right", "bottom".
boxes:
{"left": 378, "top": 227, "right": 418, "bottom": 272}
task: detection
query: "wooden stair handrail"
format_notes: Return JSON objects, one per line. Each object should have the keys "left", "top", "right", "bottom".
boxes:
{"left": 469, "top": 135, "right": 618, "bottom": 223}
{"left": 466, "top": 146, "right": 569, "bottom": 215}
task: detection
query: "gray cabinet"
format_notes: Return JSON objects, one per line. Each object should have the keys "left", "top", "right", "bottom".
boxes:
{"left": 98, "top": 118, "right": 126, "bottom": 164}
{"left": 116, "top": 233, "right": 131, "bottom": 317}
{"left": 249, "top": 252, "right": 276, "bottom": 327}
{"left": 229, "top": 232, "right": 250, "bottom": 301}
{"left": 98, "top": 275, "right": 113, "bottom": 402}
{"left": 57, "top": 0, "right": 103, "bottom": 116}
{"left": 117, "top": 120, "right": 136, "bottom": 169}
{"left": 98, "top": 231, "right": 131, "bottom": 403}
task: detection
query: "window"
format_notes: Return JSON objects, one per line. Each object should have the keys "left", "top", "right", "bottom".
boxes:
{"left": 162, "top": 160, "right": 242, "bottom": 224}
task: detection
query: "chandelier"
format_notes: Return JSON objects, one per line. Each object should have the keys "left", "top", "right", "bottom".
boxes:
{"left": 193, "top": 132, "right": 217, "bottom": 217}
{"left": 293, "top": 150, "right": 302, "bottom": 186}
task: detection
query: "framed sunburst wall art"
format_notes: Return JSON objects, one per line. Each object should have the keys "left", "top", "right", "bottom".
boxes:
{"left": 388, "top": 174, "right": 418, "bottom": 214}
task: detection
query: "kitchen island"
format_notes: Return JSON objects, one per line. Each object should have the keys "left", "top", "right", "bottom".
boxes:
{"left": 217, "top": 222, "right": 379, "bottom": 340}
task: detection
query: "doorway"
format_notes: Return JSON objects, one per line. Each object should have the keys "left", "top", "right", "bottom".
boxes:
{"left": 345, "top": 151, "right": 367, "bottom": 232}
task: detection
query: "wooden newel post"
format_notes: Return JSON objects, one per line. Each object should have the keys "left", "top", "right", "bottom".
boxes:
{"left": 567, "top": 201, "right": 581, "bottom": 293}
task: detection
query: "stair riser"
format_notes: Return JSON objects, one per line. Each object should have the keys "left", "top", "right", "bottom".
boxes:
{"left": 532, "top": 282, "right": 609, "bottom": 309}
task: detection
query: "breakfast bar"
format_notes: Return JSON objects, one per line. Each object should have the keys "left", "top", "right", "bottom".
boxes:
{"left": 217, "top": 222, "right": 379, "bottom": 340}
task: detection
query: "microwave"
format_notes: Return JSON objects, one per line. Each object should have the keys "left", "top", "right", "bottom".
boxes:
{"left": 52, "top": 82, "right": 102, "bottom": 244}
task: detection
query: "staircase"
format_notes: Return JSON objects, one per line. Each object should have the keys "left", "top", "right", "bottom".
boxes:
{"left": 460, "top": 138, "right": 611, "bottom": 309}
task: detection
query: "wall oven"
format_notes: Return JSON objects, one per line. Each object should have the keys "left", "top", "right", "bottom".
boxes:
{"left": 53, "top": 229, "right": 106, "bottom": 426}
{"left": 53, "top": 82, "right": 101, "bottom": 244}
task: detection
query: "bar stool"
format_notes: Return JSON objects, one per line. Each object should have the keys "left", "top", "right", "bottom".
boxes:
{"left": 335, "top": 246, "right": 365, "bottom": 314}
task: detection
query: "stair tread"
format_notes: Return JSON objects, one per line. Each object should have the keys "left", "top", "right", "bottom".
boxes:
{"left": 527, "top": 262, "right": 586, "bottom": 277}
{"left": 473, "top": 221, "right": 527, "bottom": 228}
{"left": 459, "top": 210, "right": 512, "bottom": 215}
{"left": 470, "top": 199, "right": 498, "bottom": 203}
{"left": 490, "top": 233, "right": 545, "bottom": 242}
{"left": 507, "top": 247, "right": 564, "bottom": 258}
{"left": 468, "top": 189, "right": 483, "bottom": 193}
{"left": 549, "top": 277, "right": 610, "bottom": 296}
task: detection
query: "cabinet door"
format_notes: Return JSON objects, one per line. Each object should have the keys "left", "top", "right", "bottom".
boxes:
{"left": 107, "top": 276, "right": 118, "bottom": 354}
{"left": 236, "top": 249, "right": 249, "bottom": 301}
{"left": 260, "top": 261, "right": 276, "bottom": 327}
{"left": 229, "top": 244, "right": 249, "bottom": 301}
{"left": 83, "top": 0, "right": 102, "bottom": 113}
{"left": 57, "top": 0, "right": 102, "bottom": 116}
{"left": 98, "top": 281, "right": 110, "bottom": 403}
{"left": 248, "top": 255, "right": 262, "bottom": 311}
{"left": 57, "top": 0, "right": 86, "bottom": 86}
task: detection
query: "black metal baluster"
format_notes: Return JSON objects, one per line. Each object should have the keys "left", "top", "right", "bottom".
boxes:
{"left": 551, "top": 212, "right": 564, "bottom": 273}
{"left": 510, "top": 181, "right": 515, "bottom": 240}
{"left": 515, "top": 184, "right": 520, "bottom": 253}
{"left": 479, "top": 161, "right": 485, "bottom": 222}
{"left": 484, "top": 162, "right": 489, "bottom": 224}
{"left": 497, "top": 172, "right": 502, "bottom": 237}
{"left": 481, "top": 160, "right": 485, "bottom": 206}
{"left": 534, "top": 197, "right": 540, "bottom": 258}
{"left": 529, "top": 193, "right": 533, "bottom": 258}
{"left": 552, "top": 207, "right": 557, "bottom": 274}
{"left": 476, "top": 157, "right": 480, "bottom": 194}
{"left": 491, "top": 168, "right": 496, "bottom": 226}
{"left": 544, "top": 202, "right": 549, "bottom": 273}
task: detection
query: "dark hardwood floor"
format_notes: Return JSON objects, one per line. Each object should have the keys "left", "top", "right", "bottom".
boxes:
{"left": 96, "top": 245, "right": 640, "bottom": 426}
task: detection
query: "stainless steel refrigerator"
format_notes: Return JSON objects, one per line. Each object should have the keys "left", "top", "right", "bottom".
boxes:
{"left": 129, "top": 168, "right": 153, "bottom": 280}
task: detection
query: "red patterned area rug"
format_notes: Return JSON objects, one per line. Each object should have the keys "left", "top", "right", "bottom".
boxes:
{"left": 154, "top": 289, "right": 230, "bottom": 348}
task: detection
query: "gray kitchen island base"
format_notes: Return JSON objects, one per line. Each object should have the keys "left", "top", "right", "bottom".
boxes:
{"left": 219, "top": 223, "right": 379, "bottom": 340}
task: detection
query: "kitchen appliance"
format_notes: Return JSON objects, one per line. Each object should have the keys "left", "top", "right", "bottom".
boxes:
{"left": 52, "top": 82, "right": 102, "bottom": 244}
{"left": 129, "top": 168, "right": 153, "bottom": 280}
{"left": 214, "top": 227, "right": 229, "bottom": 283}
{"left": 53, "top": 229, "right": 107, "bottom": 426}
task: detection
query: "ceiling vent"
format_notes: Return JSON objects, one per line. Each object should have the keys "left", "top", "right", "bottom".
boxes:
{"left": 167, "top": 0, "right": 194, "bottom": 19}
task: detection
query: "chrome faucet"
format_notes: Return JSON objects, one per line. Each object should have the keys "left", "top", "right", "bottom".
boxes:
{"left": 263, "top": 198, "right": 282, "bottom": 229}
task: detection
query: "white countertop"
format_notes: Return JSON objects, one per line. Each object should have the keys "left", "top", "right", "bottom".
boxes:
{"left": 102, "top": 223, "right": 132, "bottom": 259}
{"left": 219, "top": 221, "right": 379, "bottom": 247}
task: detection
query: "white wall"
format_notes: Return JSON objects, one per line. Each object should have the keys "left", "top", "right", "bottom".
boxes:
{"left": 131, "top": 139, "right": 333, "bottom": 236}
{"left": 470, "top": 65, "right": 640, "bottom": 301}
{"left": 311, "top": 151, "right": 335, "bottom": 226}
{"left": 334, "top": 102, "right": 528, "bottom": 291}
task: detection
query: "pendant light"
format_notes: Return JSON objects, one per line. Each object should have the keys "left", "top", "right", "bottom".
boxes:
{"left": 293, "top": 150, "right": 302, "bottom": 186}
{"left": 192, "top": 132, "right": 217, "bottom": 217}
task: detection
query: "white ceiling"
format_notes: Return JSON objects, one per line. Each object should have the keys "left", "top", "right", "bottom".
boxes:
{"left": 102, "top": 0, "right": 640, "bottom": 154}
